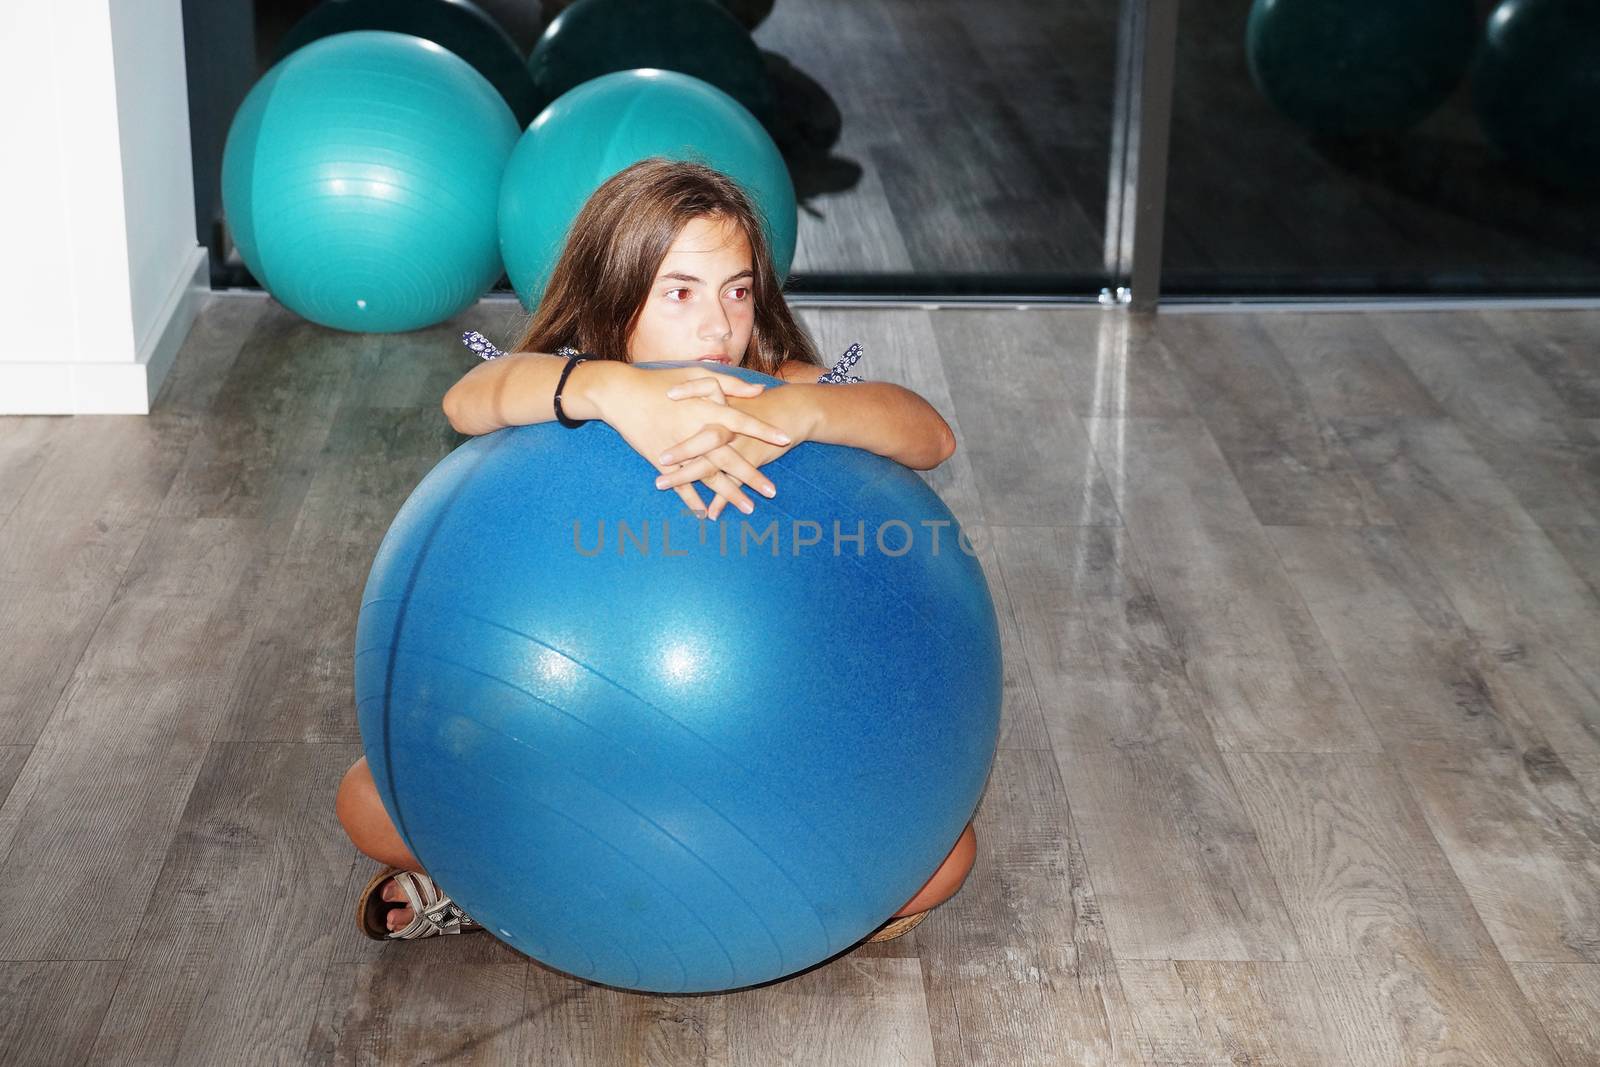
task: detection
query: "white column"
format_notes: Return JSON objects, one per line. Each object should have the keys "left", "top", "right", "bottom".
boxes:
{"left": 0, "top": 0, "right": 208, "bottom": 415}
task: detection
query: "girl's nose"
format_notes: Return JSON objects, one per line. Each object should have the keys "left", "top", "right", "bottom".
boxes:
{"left": 701, "top": 311, "right": 732, "bottom": 342}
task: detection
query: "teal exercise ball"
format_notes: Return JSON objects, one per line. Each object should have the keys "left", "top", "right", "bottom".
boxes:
{"left": 1472, "top": 0, "right": 1600, "bottom": 190}
{"left": 222, "top": 31, "right": 520, "bottom": 333}
{"left": 1246, "top": 0, "right": 1477, "bottom": 137}
{"left": 273, "top": 0, "right": 541, "bottom": 127}
{"left": 499, "top": 68, "right": 796, "bottom": 310}
{"left": 528, "top": 0, "right": 775, "bottom": 126}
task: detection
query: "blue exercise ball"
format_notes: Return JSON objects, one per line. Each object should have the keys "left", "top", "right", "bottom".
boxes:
{"left": 528, "top": 0, "right": 775, "bottom": 126}
{"left": 354, "top": 362, "right": 1001, "bottom": 994}
{"left": 1246, "top": 0, "right": 1477, "bottom": 137}
{"left": 222, "top": 31, "right": 520, "bottom": 333}
{"left": 498, "top": 68, "right": 796, "bottom": 310}
{"left": 1473, "top": 0, "right": 1600, "bottom": 190}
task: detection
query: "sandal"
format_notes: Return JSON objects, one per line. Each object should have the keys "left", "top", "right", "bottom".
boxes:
{"left": 357, "top": 865, "right": 484, "bottom": 941}
{"left": 865, "top": 909, "right": 931, "bottom": 943}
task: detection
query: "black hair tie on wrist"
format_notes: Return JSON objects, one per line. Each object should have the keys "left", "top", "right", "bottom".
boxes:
{"left": 552, "top": 350, "right": 594, "bottom": 428}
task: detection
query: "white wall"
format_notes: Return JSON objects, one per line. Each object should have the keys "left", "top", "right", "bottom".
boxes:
{"left": 0, "top": 0, "right": 208, "bottom": 415}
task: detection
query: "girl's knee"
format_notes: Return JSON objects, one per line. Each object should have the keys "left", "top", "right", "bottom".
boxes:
{"left": 336, "top": 756, "right": 422, "bottom": 871}
{"left": 893, "top": 820, "right": 977, "bottom": 918}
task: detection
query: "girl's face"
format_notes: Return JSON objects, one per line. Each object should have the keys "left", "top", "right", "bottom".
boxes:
{"left": 626, "top": 215, "right": 756, "bottom": 367}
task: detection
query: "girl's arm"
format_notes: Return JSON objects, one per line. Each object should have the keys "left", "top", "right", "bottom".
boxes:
{"left": 729, "top": 381, "right": 957, "bottom": 471}
{"left": 441, "top": 351, "right": 794, "bottom": 519}
{"left": 441, "top": 352, "right": 630, "bottom": 435}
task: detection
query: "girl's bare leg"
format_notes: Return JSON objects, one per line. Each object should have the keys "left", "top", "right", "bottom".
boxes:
{"left": 892, "top": 822, "right": 977, "bottom": 917}
{"left": 336, "top": 756, "right": 427, "bottom": 932}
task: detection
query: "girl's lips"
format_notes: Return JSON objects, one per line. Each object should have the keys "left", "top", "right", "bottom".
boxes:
{"left": 697, "top": 356, "right": 731, "bottom": 363}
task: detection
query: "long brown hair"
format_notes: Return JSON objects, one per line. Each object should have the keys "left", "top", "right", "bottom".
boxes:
{"left": 506, "top": 158, "right": 821, "bottom": 377}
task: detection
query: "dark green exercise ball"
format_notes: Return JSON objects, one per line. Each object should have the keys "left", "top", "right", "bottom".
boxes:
{"left": 529, "top": 0, "right": 775, "bottom": 126}
{"left": 473, "top": 0, "right": 547, "bottom": 51}
{"left": 1246, "top": 0, "right": 1477, "bottom": 137}
{"left": 541, "top": 0, "right": 773, "bottom": 32}
{"left": 275, "top": 0, "right": 541, "bottom": 127}
{"left": 1473, "top": 0, "right": 1600, "bottom": 190}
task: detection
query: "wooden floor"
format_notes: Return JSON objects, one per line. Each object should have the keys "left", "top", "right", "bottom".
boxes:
{"left": 3, "top": 295, "right": 1600, "bottom": 1064}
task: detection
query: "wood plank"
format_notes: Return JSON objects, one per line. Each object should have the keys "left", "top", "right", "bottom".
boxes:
{"left": 1401, "top": 749, "right": 1600, "bottom": 965}
{"left": 1220, "top": 752, "right": 1495, "bottom": 959}
{"left": 1157, "top": 313, "right": 1394, "bottom": 527}
{"left": 0, "top": 413, "right": 198, "bottom": 590}
{"left": 1251, "top": 313, "right": 1444, "bottom": 419}
{"left": 725, "top": 958, "right": 938, "bottom": 1067}
{"left": 1544, "top": 524, "right": 1600, "bottom": 603}
{"left": 1067, "top": 314, "right": 1194, "bottom": 420}
{"left": 937, "top": 313, "right": 1122, "bottom": 527}
{"left": 0, "top": 417, "right": 65, "bottom": 527}
{"left": 0, "top": 962, "right": 122, "bottom": 1066}
{"left": 483, "top": 953, "right": 934, "bottom": 1062}
{"left": 1335, "top": 417, "right": 1600, "bottom": 758}
{"left": 214, "top": 404, "right": 455, "bottom": 744}
{"left": 1478, "top": 310, "right": 1600, "bottom": 420}
{"left": 0, "top": 516, "right": 270, "bottom": 960}
{"left": 994, "top": 523, "right": 1216, "bottom": 754}
{"left": 88, "top": 742, "right": 361, "bottom": 1064}
{"left": 1268, "top": 525, "right": 1547, "bottom": 758}
{"left": 1055, "top": 739, "right": 1303, "bottom": 963}
{"left": 1120, "top": 956, "right": 1560, "bottom": 1066}
{"left": 0, "top": 582, "right": 116, "bottom": 746}
{"left": 996, "top": 522, "right": 1302, "bottom": 961}
{"left": 913, "top": 745, "right": 1147, "bottom": 1066}
{"left": 1375, "top": 311, "right": 1600, "bottom": 529}
{"left": 150, "top": 292, "right": 270, "bottom": 415}
{"left": 306, "top": 961, "right": 529, "bottom": 1065}
{"left": 1085, "top": 416, "right": 1381, "bottom": 753}
{"left": 1510, "top": 963, "right": 1600, "bottom": 1067}
{"left": 0, "top": 745, "right": 29, "bottom": 805}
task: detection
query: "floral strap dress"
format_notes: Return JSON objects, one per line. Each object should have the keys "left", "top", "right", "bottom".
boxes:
{"left": 459, "top": 331, "right": 866, "bottom": 383}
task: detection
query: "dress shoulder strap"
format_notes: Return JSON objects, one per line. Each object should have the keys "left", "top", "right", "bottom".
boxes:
{"left": 818, "top": 341, "right": 865, "bottom": 383}
{"left": 461, "top": 330, "right": 579, "bottom": 361}
{"left": 461, "top": 330, "right": 504, "bottom": 360}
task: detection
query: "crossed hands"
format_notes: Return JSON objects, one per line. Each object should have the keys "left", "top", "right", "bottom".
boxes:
{"left": 599, "top": 364, "right": 805, "bottom": 521}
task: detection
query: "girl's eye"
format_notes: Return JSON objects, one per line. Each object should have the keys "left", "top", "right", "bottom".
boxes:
{"left": 728, "top": 286, "right": 750, "bottom": 300}
{"left": 666, "top": 288, "right": 691, "bottom": 302}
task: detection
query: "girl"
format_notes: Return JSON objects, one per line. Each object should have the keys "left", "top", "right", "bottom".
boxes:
{"left": 336, "top": 158, "right": 979, "bottom": 946}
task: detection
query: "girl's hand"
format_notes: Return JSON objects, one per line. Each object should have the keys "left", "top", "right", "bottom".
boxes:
{"left": 593, "top": 364, "right": 792, "bottom": 518}
{"left": 655, "top": 385, "right": 816, "bottom": 520}
{"left": 655, "top": 432, "right": 799, "bottom": 520}
{"left": 663, "top": 371, "right": 766, "bottom": 406}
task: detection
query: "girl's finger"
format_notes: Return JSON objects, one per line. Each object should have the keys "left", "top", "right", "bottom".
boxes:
{"left": 658, "top": 424, "right": 735, "bottom": 465}
{"left": 665, "top": 377, "right": 729, "bottom": 404}
{"left": 655, "top": 456, "right": 716, "bottom": 490}
{"left": 670, "top": 480, "right": 706, "bottom": 517}
{"left": 704, "top": 472, "right": 754, "bottom": 519}
{"left": 716, "top": 376, "right": 767, "bottom": 397}
{"left": 707, "top": 445, "right": 776, "bottom": 499}
{"left": 726, "top": 411, "right": 793, "bottom": 447}
{"left": 655, "top": 454, "right": 761, "bottom": 513}
{"left": 663, "top": 376, "right": 765, "bottom": 403}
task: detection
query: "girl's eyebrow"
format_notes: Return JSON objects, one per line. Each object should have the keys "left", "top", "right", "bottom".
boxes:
{"left": 658, "top": 269, "right": 755, "bottom": 285}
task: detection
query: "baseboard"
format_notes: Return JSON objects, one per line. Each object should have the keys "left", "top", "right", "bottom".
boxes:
{"left": 0, "top": 248, "right": 210, "bottom": 415}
